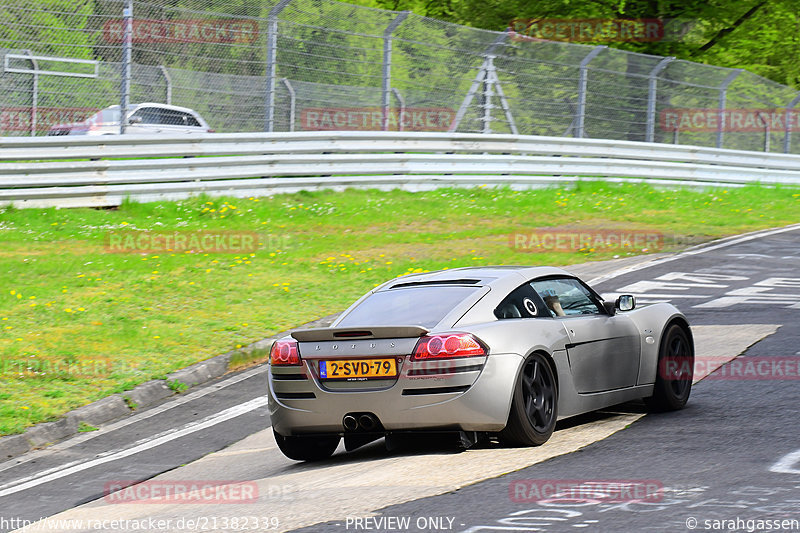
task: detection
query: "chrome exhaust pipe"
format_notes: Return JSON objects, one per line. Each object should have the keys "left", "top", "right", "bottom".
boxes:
{"left": 358, "top": 414, "right": 377, "bottom": 431}
{"left": 342, "top": 415, "right": 359, "bottom": 432}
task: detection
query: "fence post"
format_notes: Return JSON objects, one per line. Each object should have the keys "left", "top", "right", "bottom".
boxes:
{"left": 482, "top": 56, "right": 496, "bottom": 134}
{"left": 575, "top": 45, "right": 606, "bottom": 138}
{"left": 119, "top": 0, "right": 133, "bottom": 134}
{"left": 756, "top": 111, "right": 770, "bottom": 152}
{"left": 645, "top": 56, "right": 674, "bottom": 143}
{"left": 264, "top": 0, "right": 292, "bottom": 132}
{"left": 783, "top": 93, "right": 800, "bottom": 153}
{"left": 281, "top": 78, "right": 296, "bottom": 132}
{"left": 382, "top": 11, "right": 410, "bottom": 131}
{"left": 392, "top": 88, "right": 405, "bottom": 131}
{"left": 159, "top": 65, "right": 172, "bottom": 105}
{"left": 715, "top": 69, "right": 742, "bottom": 149}
{"left": 23, "top": 50, "right": 38, "bottom": 136}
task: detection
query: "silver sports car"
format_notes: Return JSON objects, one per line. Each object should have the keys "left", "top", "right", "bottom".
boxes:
{"left": 268, "top": 266, "right": 694, "bottom": 461}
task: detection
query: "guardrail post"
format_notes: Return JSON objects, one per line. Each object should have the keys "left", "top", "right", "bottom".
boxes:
{"left": 645, "top": 56, "right": 674, "bottom": 143}
{"left": 575, "top": 45, "right": 606, "bottom": 138}
{"left": 281, "top": 78, "right": 296, "bottom": 132}
{"left": 119, "top": 0, "right": 133, "bottom": 134}
{"left": 264, "top": 0, "right": 292, "bottom": 132}
{"left": 715, "top": 69, "right": 742, "bottom": 149}
{"left": 159, "top": 65, "right": 172, "bottom": 105}
{"left": 783, "top": 93, "right": 800, "bottom": 153}
{"left": 382, "top": 11, "right": 409, "bottom": 131}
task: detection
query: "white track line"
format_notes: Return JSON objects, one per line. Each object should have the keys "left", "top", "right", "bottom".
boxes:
{"left": 587, "top": 223, "right": 800, "bottom": 285}
{"left": 0, "top": 363, "right": 270, "bottom": 475}
{"left": 770, "top": 449, "right": 800, "bottom": 474}
{"left": 0, "top": 396, "right": 268, "bottom": 497}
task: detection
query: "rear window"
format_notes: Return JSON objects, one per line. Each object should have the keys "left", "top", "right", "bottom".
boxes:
{"left": 336, "top": 286, "right": 481, "bottom": 329}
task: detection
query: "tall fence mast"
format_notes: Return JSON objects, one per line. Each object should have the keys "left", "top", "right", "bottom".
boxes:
{"left": 119, "top": 0, "right": 133, "bottom": 134}
{"left": 382, "top": 11, "right": 409, "bottom": 131}
{"left": 264, "top": 0, "right": 292, "bottom": 132}
{"left": 715, "top": 69, "right": 742, "bottom": 149}
{"left": 575, "top": 45, "right": 606, "bottom": 139}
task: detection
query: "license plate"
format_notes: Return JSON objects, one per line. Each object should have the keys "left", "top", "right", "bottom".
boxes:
{"left": 319, "top": 358, "right": 397, "bottom": 380}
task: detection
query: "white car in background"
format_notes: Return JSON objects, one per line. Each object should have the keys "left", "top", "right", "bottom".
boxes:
{"left": 47, "top": 103, "right": 213, "bottom": 135}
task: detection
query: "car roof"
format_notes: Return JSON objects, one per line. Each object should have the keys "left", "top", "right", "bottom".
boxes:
{"left": 377, "top": 265, "right": 573, "bottom": 291}
{"left": 101, "top": 103, "right": 202, "bottom": 115}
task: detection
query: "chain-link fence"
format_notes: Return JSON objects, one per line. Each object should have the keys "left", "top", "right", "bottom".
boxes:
{"left": 2, "top": 0, "right": 800, "bottom": 153}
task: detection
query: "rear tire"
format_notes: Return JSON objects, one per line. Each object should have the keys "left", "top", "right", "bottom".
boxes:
{"left": 500, "top": 352, "right": 558, "bottom": 447}
{"left": 273, "top": 430, "right": 340, "bottom": 461}
{"left": 645, "top": 324, "right": 693, "bottom": 411}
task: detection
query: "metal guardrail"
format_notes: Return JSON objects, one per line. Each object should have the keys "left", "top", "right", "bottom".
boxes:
{"left": 2, "top": 131, "right": 800, "bottom": 208}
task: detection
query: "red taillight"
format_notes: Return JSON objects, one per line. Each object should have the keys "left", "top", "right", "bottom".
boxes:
{"left": 412, "top": 333, "right": 487, "bottom": 360}
{"left": 270, "top": 339, "right": 301, "bottom": 366}
{"left": 207, "top": 128, "right": 215, "bottom": 133}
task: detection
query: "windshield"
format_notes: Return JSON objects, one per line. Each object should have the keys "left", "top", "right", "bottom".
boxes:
{"left": 336, "top": 286, "right": 481, "bottom": 329}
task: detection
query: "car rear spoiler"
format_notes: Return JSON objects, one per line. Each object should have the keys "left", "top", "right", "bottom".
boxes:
{"left": 291, "top": 325, "right": 429, "bottom": 342}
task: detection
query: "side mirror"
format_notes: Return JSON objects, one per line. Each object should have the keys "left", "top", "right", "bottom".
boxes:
{"left": 616, "top": 294, "right": 636, "bottom": 312}
{"left": 128, "top": 115, "right": 142, "bottom": 124}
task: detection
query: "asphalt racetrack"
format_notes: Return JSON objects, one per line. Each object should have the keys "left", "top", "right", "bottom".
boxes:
{"left": 1, "top": 224, "right": 799, "bottom": 533}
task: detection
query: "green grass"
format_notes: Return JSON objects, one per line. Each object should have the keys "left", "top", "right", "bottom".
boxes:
{"left": 1, "top": 182, "right": 799, "bottom": 435}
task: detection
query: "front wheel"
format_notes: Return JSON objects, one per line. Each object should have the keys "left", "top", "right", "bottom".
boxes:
{"left": 645, "top": 324, "right": 693, "bottom": 411}
{"left": 273, "top": 430, "right": 340, "bottom": 461}
{"left": 500, "top": 353, "right": 558, "bottom": 447}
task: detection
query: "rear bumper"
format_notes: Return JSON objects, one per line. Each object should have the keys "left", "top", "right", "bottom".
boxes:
{"left": 268, "top": 352, "right": 523, "bottom": 435}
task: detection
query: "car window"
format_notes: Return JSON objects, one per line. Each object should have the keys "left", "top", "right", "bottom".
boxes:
{"left": 158, "top": 109, "right": 183, "bottom": 126}
{"left": 531, "top": 278, "right": 602, "bottom": 317}
{"left": 336, "top": 286, "right": 481, "bottom": 329}
{"left": 495, "top": 283, "right": 549, "bottom": 320}
{"left": 182, "top": 112, "right": 201, "bottom": 127}
{"left": 131, "top": 107, "right": 162, "bottom": 124}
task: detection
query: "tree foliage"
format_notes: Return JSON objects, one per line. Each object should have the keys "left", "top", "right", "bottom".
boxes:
{"left": 361, "top": 0, "right": 800, "bottom": 89}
